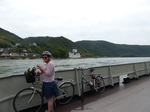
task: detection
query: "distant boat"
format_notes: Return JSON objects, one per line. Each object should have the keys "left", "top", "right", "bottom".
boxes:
{"left": 69, "top": 47, "right": 81, "bottom": 58}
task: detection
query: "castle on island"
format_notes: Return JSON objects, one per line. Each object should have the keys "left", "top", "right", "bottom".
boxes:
{"left": 69, "top": 47, "right": 81, "bottom": 58}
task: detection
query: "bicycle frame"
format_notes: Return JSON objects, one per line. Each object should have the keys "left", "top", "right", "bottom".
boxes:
{"left": 29, "top": 74, "right": 71, "bottom": 101}
{"left": 82, "top": 74, "right": 100, "bottom": 91}
{"left": 55, "top": 88, "right": 67, "bottom": 100}
{"left": 81, "top": 68, "right": 102, "bottom": 91}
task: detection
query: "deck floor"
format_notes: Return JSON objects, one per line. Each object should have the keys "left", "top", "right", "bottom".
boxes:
{"left": 50, "top": 75, "right": 150, "bottom": 112}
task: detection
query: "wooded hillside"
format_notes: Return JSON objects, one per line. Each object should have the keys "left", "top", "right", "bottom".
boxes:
{"left": 1, "top": 27, "right": 150, "bottom": 57}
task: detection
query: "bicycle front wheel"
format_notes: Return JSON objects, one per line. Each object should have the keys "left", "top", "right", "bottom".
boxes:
{"left": 57, "top": 82, "right": 75, "bottom": 105}
{"left": 95, "top": 75, "right": 105, "bottom": 93}
{"left": 13, "top": 88, "right": 43, "bottom": 112}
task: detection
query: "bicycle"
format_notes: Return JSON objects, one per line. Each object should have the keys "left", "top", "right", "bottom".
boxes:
{"left": 13, "top": 67, "right": 75, "bottom": 112}
{"left": 80, "top": 68, "right": 105, "bottom": 101}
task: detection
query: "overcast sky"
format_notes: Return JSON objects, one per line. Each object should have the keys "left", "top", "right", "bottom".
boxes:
{"left": 0, "top": 0, "right": 150, "bottom": 45}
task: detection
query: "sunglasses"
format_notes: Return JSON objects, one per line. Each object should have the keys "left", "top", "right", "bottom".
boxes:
{"left": 42, "top": 56, "right": 48, "bottom": 59}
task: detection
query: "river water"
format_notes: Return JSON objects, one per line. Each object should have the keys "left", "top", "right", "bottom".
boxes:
{"left": 0, "top": 57, "right": 150, "bottom": 78}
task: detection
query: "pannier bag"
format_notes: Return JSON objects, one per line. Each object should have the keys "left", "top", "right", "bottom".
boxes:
{"left": 24, "top": 67, "right": 36, "bottom": 83}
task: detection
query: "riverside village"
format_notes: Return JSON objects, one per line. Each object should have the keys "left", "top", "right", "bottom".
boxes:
{"left": 0, "top": 43, "right": 40, "bottom": 58}
{"left": 0, "top": 43, "right": 81, "bottom": 59}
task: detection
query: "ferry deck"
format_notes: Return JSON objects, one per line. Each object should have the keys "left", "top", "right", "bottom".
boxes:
{"left": 39, "top": 75, "right": 150, "bottom": 112}
{"left": 1, "top": 61, "right": 150, "bottom": 112}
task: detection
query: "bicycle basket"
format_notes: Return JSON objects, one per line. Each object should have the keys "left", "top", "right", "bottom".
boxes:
{"left": 24, "top": 68, "right": 36, "bottom": 83}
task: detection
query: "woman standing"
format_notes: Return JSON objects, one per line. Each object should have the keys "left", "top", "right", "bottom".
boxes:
{"left": 37, "top": 51, "right": 59, "bottom": 112}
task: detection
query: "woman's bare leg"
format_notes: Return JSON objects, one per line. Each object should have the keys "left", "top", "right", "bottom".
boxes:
{"left": 47, "top": 97, "right": 54, "bottom": 112}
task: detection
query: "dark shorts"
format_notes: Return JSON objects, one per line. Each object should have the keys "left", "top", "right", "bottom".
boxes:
{"left": 42, "top": 81, "right": 60, "bottom": 99}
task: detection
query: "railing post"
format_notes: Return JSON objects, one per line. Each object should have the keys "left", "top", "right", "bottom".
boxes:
{"left": 109, "top": 66, "right": 114, "bottom": 86}
{"left": 133, "top": 63, "right": 138, "bottom": 78}
{"left": 145, "top": 62, "right": 149, "bottom": 75}
{"left": 75, "top": 68, "right": 81, "bottom": 96}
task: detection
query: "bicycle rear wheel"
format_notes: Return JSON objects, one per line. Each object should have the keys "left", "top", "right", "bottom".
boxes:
{"left": 57, "top": 82, "right": 74, "bottom": 105}
{"left": 13, "top": 88, "right": 43, "bottom": 112}
{"left": 95, "top": 75, "right": 105, "bottom": 93}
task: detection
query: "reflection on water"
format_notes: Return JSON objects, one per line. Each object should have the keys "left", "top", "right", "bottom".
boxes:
{"left": 0, "top": 57, "right": 150, "bottom": 77}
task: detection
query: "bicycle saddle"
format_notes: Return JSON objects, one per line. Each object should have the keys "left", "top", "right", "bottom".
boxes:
{"left": 55, "top": 77, "right": 63, "bottom": 81}
{"left": 89, "top": 68, "right": 95, "bottom": 72}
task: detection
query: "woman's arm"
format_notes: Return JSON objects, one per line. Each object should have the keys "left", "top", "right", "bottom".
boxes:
{"left": 37, "top": 63, "right": 54, "bottom": 75}
{"left": 37, "top": 65, "right": 46, "bottom": 73}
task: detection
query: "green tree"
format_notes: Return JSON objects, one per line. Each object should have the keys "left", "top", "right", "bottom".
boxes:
{"left": 52, "top": 51, "right": 59, "bottom": 58}
{"left": 58, "top": 48, "right": 67, "bottom": 58}
{"left": 52, "top": 48, "right": 68, "bottom": 58}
